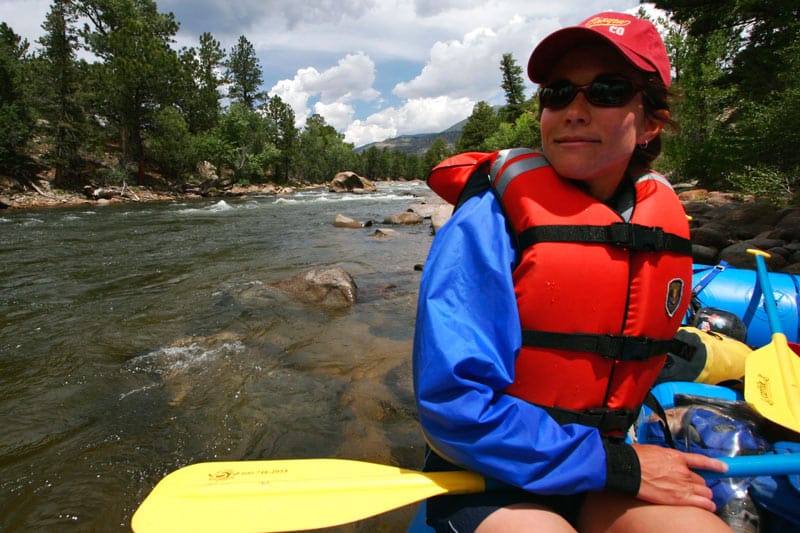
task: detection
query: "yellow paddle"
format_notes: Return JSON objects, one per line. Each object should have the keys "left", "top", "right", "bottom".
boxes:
{"left": 130, "top": 458, "right": 484, "bottom": 532}
{"left": 744, "top": 249, "right": 800, "bottom": 432}
{"left": 130, "top": 455, "right": 800, "bottom": 532}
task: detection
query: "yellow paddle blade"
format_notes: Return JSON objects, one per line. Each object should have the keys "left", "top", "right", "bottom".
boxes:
{"left": 745, "top": 333, "right": 800, "bottom": 432}
{"left": 131, "top": 458, "right": 486, "bottom": 533}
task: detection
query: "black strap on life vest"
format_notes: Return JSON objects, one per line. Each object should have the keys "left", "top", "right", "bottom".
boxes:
{"left": 538, "top": 392, "right": 681, "bottom": 439}
{"left": 541, "top": 404, "right": 639, "bottom": 435}
{"left": 521, "top": 330, "right": 695, "bottom": 361}
{"left": 518, "top": 223, "right": 692, "bottom": 255}
{"left": 642, "top": 392, "right": 678, "bottom": 448}
{"left": 453, "top": 160, "right": 492, "bottom": 211}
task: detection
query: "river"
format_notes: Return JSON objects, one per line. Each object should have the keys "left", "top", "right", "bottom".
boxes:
{"left": 0, "top": 182, "right": 439, "bottom": 532}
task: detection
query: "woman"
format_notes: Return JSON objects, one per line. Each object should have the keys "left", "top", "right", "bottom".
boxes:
{"left": 413, "top": 11, "right": 731, "bottom": 532}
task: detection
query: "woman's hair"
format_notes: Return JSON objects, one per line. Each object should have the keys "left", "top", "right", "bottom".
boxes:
{"left": 630, "top": 73, "right": 676, "bottom": 172}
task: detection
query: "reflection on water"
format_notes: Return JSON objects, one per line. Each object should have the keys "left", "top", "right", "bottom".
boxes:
{"left": 0, "top": 183, "right": 436, "bottom": 531}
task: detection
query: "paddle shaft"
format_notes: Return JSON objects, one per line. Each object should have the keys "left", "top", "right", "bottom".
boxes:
{"left": 749, "top": 249, "right": 783, "bottom": 334}
{"left": 707, "top": 454, "right": 800, "bottom": 479}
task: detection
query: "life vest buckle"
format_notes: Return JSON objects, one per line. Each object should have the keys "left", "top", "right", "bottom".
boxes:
{"left": 608, "top": 222, "right": 666, "bottom": 251}
{"left": 543, "top": 405, "right": 638, "bottom": 434}
{"left": 597, "top": 334, "right": 653, "bottom": 361}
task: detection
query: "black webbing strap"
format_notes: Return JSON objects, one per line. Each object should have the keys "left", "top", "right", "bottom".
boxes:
{"left": 517, "top": 223, "right": 692, "bottom": 255}
{"left": 521, "top": 329, "right": 689, "bottom": 361}
{"left": 542, "top": 404, "right": 639, "bottom": 434}
{"left": 453, "top": 160, "right": 492, "bottom": 212}
{"left": 643, "top": 392, "right": 677, "bottom": 448}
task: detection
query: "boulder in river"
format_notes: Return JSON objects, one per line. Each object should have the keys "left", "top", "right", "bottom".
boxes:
{"left": 334, "top": 213, "right": 371, "bottom": 228}
{"left": 329, "top": 171, "right": 377, "bottom": 193}
{"left": 383, "top": 211, "right": 423, "bottom": 225}
{"left": 270, "top": 267, "right": 358, "bottom": 307}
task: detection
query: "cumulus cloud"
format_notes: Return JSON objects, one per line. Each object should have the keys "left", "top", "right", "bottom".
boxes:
{"left": 314, "top": 101, "right": 355, "bottom": 132}
{"left": 269, "top": 52, "right": 379, "bottom": 129}
{"left": 393, "top": 14, "right": 554, "bottom": 102}
{"left": 304, "top": 53, "right": 380, "bottom": 103}
{"left": 269, "top": 75, "right": 313, "bottom": 126}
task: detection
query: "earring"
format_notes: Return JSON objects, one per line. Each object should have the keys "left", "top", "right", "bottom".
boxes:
{"left": 638, "top": 139, "right": 649, "bottom": 150}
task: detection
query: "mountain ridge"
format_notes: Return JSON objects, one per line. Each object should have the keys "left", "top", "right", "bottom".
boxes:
{"left": 354, "top": 116, "right": 467, "bottom": 155}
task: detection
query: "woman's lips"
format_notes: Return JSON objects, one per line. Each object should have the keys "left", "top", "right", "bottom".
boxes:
{"left": 555, "top": 136, "right": 599, "bottom": 144}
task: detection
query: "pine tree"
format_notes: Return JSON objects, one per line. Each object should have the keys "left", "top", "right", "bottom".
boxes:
{"left": 0, "top": 22, "right": 35, "bottom": 178}
{"left": 76, "top": 0, "right": 182, "bottom": 182}
{"left": 178, "top": 32, "right": 225, "bottom": 133}
{"left": 455, "top": 101, "right": 498, "bottom": 152}
{"left": 262, "top": 95, "right": 298, "bottom": 183}
{"left": 499, "top": 53, "right": 527, "bottom": 123}
{"left": 38, "top": 0, "right": 84, "bottom": 188}
{"left": 226, "top": 36, "right": 264, "bottom": 109}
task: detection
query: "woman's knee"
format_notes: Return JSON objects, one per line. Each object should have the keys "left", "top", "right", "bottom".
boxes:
{"left": 579, "top": 491, "right": 730, "bottom": 533}
{"left": 476, "top": 504, "right": 577, "bottom": 533}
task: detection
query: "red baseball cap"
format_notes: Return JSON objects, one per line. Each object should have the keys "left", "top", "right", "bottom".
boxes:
{"left": 528, "top": 12, "right": 671, "bottom": 88}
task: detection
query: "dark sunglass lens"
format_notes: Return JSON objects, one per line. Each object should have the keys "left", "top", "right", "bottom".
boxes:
{"left": 587, "top": 79, "right": 635, "bottom": 106}
{"left": 540, "top": 77, "right": 638, "bottom": 109}
{"left": 540, "top": 81, "right": 576, "bottom": 109}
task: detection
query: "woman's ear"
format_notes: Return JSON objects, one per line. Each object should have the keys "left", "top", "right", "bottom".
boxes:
{"left": 640, "top": 108, "right": 669, "bottom": 145}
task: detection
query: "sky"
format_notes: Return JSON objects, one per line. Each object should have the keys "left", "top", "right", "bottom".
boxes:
{"left": 2, "top": 0, "right": 658, "bottom": 148}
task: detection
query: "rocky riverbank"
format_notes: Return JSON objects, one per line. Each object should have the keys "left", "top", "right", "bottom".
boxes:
{"left": 3, "top": 177, "right": 799, "bottom": 275}
{"left": 0, "top": 180, "right": 296, "bottom": 210}
{"left": 679, "top": 191, "right": 800, "bottom": 274}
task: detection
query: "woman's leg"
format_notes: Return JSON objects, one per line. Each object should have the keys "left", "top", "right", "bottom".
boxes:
{"left": 476, "top": 503, "right": 578, "bottom": 533}
{"left": 579, "top": 491, "right": 731, "bottom": 533}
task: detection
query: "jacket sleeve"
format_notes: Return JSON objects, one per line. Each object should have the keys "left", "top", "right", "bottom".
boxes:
{"left": 413, "top": 190, "right": 639, "bottom": 495}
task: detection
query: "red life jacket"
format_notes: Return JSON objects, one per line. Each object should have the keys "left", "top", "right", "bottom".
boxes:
{"left": 428, "top": 148, "right": 693, "bottom": 433}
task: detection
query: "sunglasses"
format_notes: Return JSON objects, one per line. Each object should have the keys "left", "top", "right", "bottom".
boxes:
{"left": 538, "top": 75, "right": 642, "bottom": 110}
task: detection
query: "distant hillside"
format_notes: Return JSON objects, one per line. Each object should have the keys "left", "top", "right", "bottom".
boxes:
{"left": 355, "top": 121, "right": 464, "bottom": 155}
{"left": 353, "top": 106, "right": 501, "bottom": 155}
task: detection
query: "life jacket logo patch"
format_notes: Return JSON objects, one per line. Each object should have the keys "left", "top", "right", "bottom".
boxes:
{"left": 666, "top": 278, "right": 684, "bottom": 317}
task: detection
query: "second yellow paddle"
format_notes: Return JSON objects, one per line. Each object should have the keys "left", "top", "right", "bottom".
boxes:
{"left": 744, "top": 249, "right": 800, "bottom": 432}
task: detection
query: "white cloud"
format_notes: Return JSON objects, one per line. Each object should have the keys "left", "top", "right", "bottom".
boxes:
{"left": 392, "top": 13, "right": 546, "bottom": 102}
{"left": 393, "top": 26, "right": 501, "bottom": 100}
{"left": 314, "top": 101, "right": 355, "bottom": 132}
{"left": 268, "top": 52, "right": 379, "bottom": 129}
{"left": 344, "top": 122, "right": 398, "bottom": 149}
{"left": 306, "top": 53, "right": 380, "bottom": 103}
{"left": 269, "top": 75, "right": 313, "bottom": 126}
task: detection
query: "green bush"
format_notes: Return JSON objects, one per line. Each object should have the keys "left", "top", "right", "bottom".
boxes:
{"left": 726, "top": 165, "right": 794, "bottom": 206}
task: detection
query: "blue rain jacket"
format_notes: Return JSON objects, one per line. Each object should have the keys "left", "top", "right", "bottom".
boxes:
{"left": 413, "top": 189, "right": 612, "bottom": 494}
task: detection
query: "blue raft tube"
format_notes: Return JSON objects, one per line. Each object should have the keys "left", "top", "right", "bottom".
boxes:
{"left": 689, "top": 262, "right": 799, "bottom": 347}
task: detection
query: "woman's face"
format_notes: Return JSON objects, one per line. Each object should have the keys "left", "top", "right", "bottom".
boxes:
{"left": 539, "top": 43, "right": 663, "bottom": 201}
